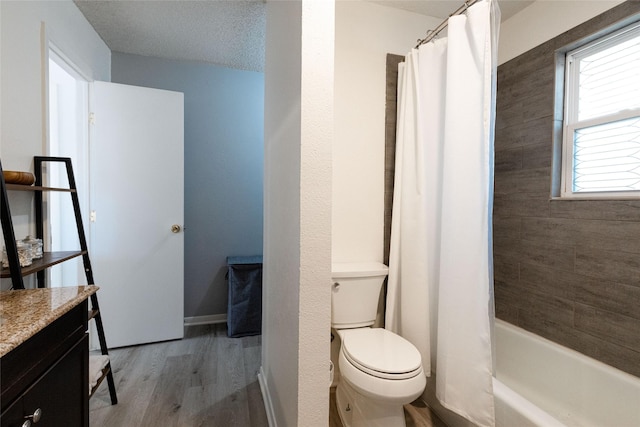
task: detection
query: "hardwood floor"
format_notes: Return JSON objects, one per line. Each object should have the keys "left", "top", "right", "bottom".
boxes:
{"left": 90, "top": 323, "right": 446, "bottom": 427}
{"left": 90, "top": 324, "right": 268, "bottom": 427}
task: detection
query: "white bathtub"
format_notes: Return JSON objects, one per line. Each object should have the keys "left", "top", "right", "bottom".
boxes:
{"left": 494, "top": 319, "right": 640, "bottom": 427}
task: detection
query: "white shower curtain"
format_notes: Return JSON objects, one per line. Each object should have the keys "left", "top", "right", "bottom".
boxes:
{"left": 385, "top": 1, "right": 500, "bottom": 426}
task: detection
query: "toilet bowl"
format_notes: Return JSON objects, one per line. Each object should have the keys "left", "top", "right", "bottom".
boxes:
{"left": 331, "top": 262, "right": 427, "bottom": 427}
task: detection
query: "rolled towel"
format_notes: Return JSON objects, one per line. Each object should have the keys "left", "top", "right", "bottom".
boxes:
{"left": 89, "top": 355, "right": 110, "bottom": 391}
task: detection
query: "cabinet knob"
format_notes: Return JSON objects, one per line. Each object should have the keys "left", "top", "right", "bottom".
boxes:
{"left": 24, "top": 408, "right": 42, "bottom": 423}
{"left": 171, "top": 224, "right": 182, "bottom": 233}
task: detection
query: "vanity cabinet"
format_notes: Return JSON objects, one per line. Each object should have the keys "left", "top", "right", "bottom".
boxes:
{"left": 0, "top": 299, "right": 89, "bottom": 427}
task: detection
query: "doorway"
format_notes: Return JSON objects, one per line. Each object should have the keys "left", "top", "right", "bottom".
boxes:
{"left": 47, "top": 48, "right": 89, "bottom": 287}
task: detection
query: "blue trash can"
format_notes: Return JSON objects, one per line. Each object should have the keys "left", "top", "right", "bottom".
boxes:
{"left": 226, "top": 256, "right": 262, "bottom": 337}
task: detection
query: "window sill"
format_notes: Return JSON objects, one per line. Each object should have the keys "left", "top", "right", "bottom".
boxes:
{"left": 550, "top": 195, "right": 640, "bottom": 201}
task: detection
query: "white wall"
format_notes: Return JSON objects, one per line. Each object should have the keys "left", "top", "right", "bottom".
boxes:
{"left": 261, "top": 0, "right": 333, "bottom": 425}
{"left": 1, "top": 1, "right": 110, "bottom": 168}
{"left": 332, "top": 1, "right": 439, "bottom": 263}
{"left": 0, "top": 1, "right": 110, "bottom": 290}
{"left": 498, "top": 0, "right": 625, "bottom": 65}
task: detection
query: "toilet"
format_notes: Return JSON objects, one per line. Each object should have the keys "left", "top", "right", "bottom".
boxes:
{"left": 331, "top": 262, "right": 426, "bottom": 427}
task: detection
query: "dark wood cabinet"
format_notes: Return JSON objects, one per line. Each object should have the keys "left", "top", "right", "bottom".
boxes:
{"left": 0, "top": 301, "right": 89, "bottom": 427}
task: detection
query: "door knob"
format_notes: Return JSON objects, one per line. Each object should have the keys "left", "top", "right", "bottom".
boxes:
{"left": 171, "top": 224, "right": 181, "bottom": 233}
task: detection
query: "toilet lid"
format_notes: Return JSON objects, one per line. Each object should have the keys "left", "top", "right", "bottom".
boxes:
{"left": 341, "top": 328, "right": 422, "bottom": 380}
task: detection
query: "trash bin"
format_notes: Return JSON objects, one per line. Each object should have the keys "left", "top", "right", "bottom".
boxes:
{"left": 226, "top": 255, "right": 262, "bottom": 337}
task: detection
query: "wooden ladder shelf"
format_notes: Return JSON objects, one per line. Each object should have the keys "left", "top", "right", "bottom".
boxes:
{"left": 0, "top": 156, "right": 118, "bottom": 405}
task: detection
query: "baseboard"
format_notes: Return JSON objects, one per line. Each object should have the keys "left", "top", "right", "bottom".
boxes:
{"left": 183, "top": 314, "right": 227, "bottom": 327}
{"left": 258, "top": 366, "right": 277, "bottom": 427}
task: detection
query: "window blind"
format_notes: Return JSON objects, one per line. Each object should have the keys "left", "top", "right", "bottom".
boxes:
{"left": 567, "top": 23, "right": 640, "bottom": 194}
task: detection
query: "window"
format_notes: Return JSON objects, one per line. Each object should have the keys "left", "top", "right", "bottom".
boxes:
{"left": 561, "top": 21, "right": 640, "bottom": 198}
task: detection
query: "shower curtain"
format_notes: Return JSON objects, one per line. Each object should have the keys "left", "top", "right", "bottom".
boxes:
{"left": 385, "top": 1, "right": 500, "bottom": 426}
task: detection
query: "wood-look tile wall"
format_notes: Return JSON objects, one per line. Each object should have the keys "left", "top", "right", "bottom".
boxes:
{"left": 384, "top": 2, "right": 640, "bottom": 378}
{"left": 494, "top": 1, "right": 640, "bottom": 378}
{"left": 384, "top": 54, "right": 405, "bottom": 265}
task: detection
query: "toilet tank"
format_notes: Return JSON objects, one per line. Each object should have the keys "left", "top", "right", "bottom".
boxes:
{"left": 331, "top": 262, "right": 389, "bottom": 329}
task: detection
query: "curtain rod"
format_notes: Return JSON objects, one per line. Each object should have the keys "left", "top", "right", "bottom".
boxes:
{"left": 415, "top": 0, "right": 479, "bottom": 48}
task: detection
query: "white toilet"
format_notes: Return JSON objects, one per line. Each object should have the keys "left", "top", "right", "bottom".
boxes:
{"left": 331, "top": 262, "right": 426, "bottom": 427}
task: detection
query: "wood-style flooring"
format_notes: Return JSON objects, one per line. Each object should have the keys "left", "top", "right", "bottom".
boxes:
{"left": 90, "top": 324, "right": 268, "bottom": 427}
{"left": 90, "top": 323, "right": 446, "bottom": 427}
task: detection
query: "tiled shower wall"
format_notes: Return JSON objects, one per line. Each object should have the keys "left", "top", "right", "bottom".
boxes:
{"left": 494, "top": 1, "right": 640, "bottom": 378}
{"left": 385, "top": 2, "right": 640, "bottom": 378}
{"left": 383, "top": 53, "right": 404, "bottom": 266}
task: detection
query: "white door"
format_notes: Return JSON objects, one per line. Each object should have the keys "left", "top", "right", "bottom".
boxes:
{"left": 89, "top": 81, "right": 184, "bottom": 348}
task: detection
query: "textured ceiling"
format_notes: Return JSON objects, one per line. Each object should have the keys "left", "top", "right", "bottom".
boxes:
{"left": 74, "top": 0, "right": 533, "bottom": 73}
{"left": 74, "top": 0, "right": 266, "bottom": 72}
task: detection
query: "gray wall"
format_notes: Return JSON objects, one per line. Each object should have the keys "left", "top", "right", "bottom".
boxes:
{"left": 494, "top": 2, "right": 640, "bottom": 378}
{"left": 112, "top": 53, "right": 264, "bottom": 318}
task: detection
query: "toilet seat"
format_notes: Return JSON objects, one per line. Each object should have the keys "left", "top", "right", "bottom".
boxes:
{"left": 340, "top": 328, "right": 422, "bottom": 380}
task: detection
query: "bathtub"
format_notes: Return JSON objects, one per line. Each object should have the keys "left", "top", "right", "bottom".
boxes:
{"left": 494, "top": 319, "right": 640, "bottom": 427}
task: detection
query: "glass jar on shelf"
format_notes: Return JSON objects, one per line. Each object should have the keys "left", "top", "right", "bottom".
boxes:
{"left": 23, "top": 235, "right": 43, "bottom": 259}
{"left": 17, "top": 240, "right": 32, "bottom": 267}
{"left": 2, "top": 241, "right": 33, "bottom": 268}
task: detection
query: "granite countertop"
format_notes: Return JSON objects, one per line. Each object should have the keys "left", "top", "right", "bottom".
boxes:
{"left": 0, "top": 285, "right": 99, "bottom": 357}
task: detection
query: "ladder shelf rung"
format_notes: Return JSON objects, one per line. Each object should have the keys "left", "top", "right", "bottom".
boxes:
{"left": 5, "top": 183, "right": 76, "bottom": 193}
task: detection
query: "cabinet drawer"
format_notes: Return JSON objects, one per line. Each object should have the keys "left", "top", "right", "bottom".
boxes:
{"left": 1, "top": 300, "right": 88, "bottom": 411}
{"left": 1, "top": 333, "right": 89, "bottom": 427}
